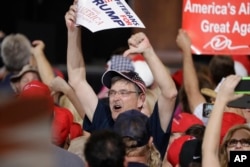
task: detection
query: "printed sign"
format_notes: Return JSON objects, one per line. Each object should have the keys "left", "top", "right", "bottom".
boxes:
{"left": 76, "top": 0, "right": 145, "bottom": 32}
{"left": 182, "top": 0, "right": 250, "bottom": 55}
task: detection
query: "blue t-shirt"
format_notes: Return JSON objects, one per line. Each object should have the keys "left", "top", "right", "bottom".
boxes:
{"left": 83, "top": 100, "right": 172, "bottom": 159}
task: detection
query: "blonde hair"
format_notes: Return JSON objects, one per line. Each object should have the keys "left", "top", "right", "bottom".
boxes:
{"left": 220, "top": 124, "right": 250, "bottom": 167}
{"left": 124, "top": 138, "right": 162, "bottom": 167}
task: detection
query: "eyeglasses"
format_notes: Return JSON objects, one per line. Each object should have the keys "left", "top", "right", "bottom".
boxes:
{"left": 108, "top": 90, "right": 140, "bottom": 97}
{"left": 227, "top": 138, "right": 250, "bottom": 148}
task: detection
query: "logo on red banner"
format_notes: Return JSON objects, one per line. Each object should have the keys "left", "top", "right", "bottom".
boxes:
{"left": 182, "top": 0, "right": 250, "bottom": 55}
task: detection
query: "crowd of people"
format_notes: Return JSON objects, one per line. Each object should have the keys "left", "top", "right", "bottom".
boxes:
{"left": 1, "top": 0, "right": 250, "bottom": 167}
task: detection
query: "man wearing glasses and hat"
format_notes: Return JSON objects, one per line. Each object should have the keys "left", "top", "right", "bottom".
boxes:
{"left": 65, "top": 0, "right": 177, "bottom": 159}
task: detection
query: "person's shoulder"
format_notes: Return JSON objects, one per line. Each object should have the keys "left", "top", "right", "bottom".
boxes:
{"left": 52, "top": 145, "right": 85, "bottom": 167}
{"left": 68, "top": 135, "right": 88, "bottom": 161}
{"left": 95, "top": 99, "right": 112, "bottom": 117}
{"left": 0, "top": 72, "right": 15, "bottom": 96}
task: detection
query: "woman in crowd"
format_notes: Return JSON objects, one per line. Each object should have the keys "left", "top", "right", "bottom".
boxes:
{"left": 202, "top": 75, "right": 250, "bottom": 167}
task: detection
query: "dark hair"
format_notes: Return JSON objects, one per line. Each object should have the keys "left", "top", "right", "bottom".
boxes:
{"left": 84, "top": 130, "right": 126, "bottom": 167}
{"left": 185, "top": 124, "right": 206, "bottom": 140}
{"left": 179, "top": 63, "right": 214, "bottom": 113}
{"left": 188, "top": 162, "right": 202, "bottom": 167}
{"left": 209, "top": 55, "right": 235, "bottom": 85}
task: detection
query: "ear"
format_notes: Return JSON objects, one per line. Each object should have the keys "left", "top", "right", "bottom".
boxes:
{"left": 148, "top": 136, "right": 153, "bottom": 147}
{"left": 141, "top": 93, "right": 146, "bottom": 102}
{"left": 10, "top": 82, "right": 19, "bottom": 93}
{"left": 138, "top": 93, "right": 146, "bottom": 109}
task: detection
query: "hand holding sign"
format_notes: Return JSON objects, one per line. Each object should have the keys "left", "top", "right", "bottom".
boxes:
{"left": 76, "top": 0, "right": 145, "bottom": 32}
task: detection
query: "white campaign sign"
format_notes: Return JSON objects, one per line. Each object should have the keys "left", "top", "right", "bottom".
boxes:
{"left": 76, "top": 0, "right": 145, "bottom": 32}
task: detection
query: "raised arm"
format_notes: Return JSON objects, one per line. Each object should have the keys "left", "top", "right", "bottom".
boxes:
{"left": 65, "top": 0, "right": 98, "bottom": 121}
{"left": 124, "top": 32, "right": 177, "bottom": 132}
{"left": 176, "top": 29, "right": 206, "bottom": 112}
{"left": 31, "top": 40, "right": 55, "bottom": 86}
{"left": 202, "top": 75, "right": 242, "bottom": 167}
{"left": 50, "top": 76, "right": 85, "bottom": 119}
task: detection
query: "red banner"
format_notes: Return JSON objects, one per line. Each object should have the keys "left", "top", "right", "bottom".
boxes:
{"left": 182, "top": 0, "right": 250, "bottom": 55}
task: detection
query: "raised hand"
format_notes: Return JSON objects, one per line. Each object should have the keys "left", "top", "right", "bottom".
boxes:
{"left": 176, "top": 29, "right": 191, "bottom": 53}
{"left": 216, "top": 75, "right": 243, "bottom": 104}
{"left": 123, "top": 32, "right": 153, "bottom": 58}
{"left": 31, "top": 40, "right": 45, "bottom": 56}
{"left": 65, "top": 0, "right": 78, "bottom": 32}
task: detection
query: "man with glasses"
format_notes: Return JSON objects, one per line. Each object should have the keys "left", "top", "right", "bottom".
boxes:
{"left": 65, "top": 0, "right": 177, "bottom": 159}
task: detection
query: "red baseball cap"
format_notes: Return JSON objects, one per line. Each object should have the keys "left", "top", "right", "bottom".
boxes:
{"left": 171, "top": 69, "right": 183, "bottom": 88}
{"left": 52, "top": 106, "right": 73, "bottom": 146}
{"left": 220, "top": 112, "right": 246, "bottom": 142}
{"left": 19, "top": 80, "right": 54, "bottom": 112}
{"left": 167, "top": 135, "right": 195, "bottom": 166}
{"left": 171, "top": 112, "right": 204, "bottom": 133}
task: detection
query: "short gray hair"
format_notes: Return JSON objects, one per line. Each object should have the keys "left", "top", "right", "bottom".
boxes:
{"left": 1, "top": 33, "right": 31, "bottom": 72}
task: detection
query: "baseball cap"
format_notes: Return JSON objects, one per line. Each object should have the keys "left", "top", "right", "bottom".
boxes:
{"left": 19, "top": 80, "right": 54, "bottom": 111}
{"left": 171, "top": 69, "right": 183, "bottom": 88}
{"left": 113, "top": 109, "right": 150, "bottom": 148}
{"left": 179, "top": 139, "right": 202, "bottom": 167}
{"left": 102, "top": 70, "right": 146, "bottom": 94}
{"left": 167, "top": 135, "right": 196, "bottom": 166}
{"left": 171, "top": 112, "right": 204, "bottom": 133}
{"left": 10, "top": 64, "right": 38, "bottom": 83}
{"left": 52, "top": 105, "right": 73, "bottom": 146}
{"left": 109, "top": 55, "right": 135, "bottom": 72}
{"left": 220, "top": 112, "right": 246, "bottom": 142}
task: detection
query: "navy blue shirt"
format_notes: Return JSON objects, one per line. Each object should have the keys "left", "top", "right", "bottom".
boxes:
{"left": 83, "top": 100, "right": 172, "bottom": 159}
{"left": 128, "top": 162, "right": 148, "bottom": 167}
{"left": 0, "top": 73, "right": 15, "bottom": 98}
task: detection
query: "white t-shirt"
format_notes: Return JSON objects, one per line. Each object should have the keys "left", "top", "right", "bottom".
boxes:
{"left": 194, "top": 103, "right": 209, "bottom": 126}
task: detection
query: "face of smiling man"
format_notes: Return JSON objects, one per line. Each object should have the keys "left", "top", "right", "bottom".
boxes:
{"left": 109, "top": 79, "right": 145, "bottom": 120}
